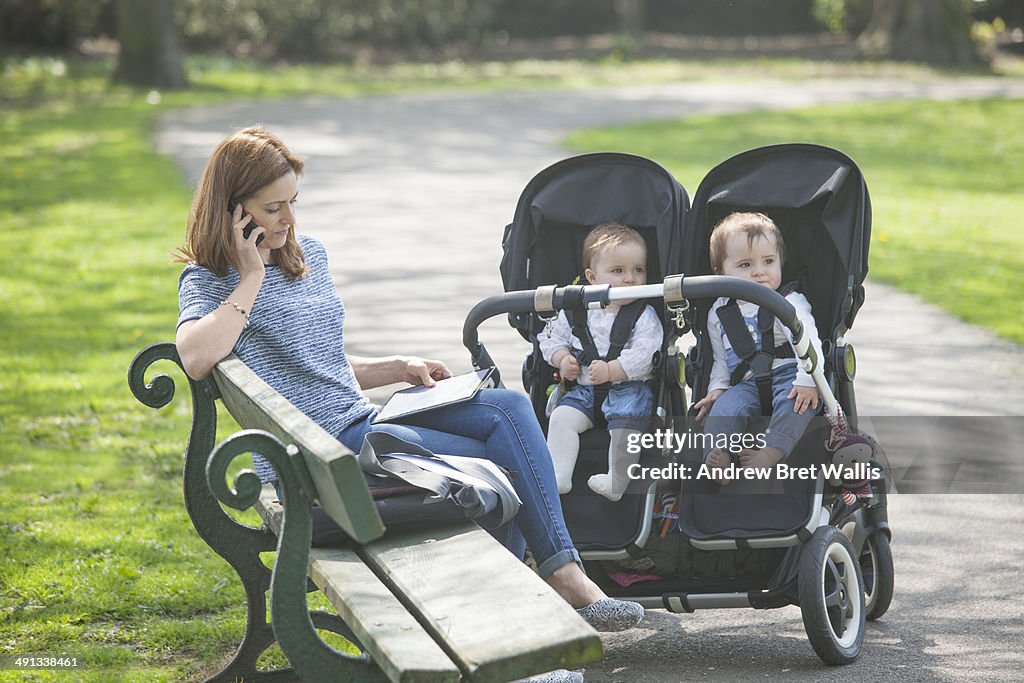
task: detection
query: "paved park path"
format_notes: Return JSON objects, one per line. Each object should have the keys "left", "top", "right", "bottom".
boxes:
{"left": 158, "top": 76, "right": 1024, "bottom": 681}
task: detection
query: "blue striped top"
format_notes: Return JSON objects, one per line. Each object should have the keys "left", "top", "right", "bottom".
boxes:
{"left": 177, "top": 234, "right": 374, "bottom": 482}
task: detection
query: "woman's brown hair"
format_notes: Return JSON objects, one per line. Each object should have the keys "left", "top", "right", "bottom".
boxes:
{"left": 174, "top": 126, "right": 308, "bottom": 280}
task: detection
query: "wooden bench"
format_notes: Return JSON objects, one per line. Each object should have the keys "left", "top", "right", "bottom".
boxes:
{"left": 128, "top": 342, "right": 602, "bottom": 683}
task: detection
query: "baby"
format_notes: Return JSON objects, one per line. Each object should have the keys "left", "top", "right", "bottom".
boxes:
{"left": 694, "top": 212, "right": 822, "bottom": 482}
{"left": 539, "top": 222, "right": 663, "bottom": 501}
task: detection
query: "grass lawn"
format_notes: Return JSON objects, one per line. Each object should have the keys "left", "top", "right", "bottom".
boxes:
{"left": 0, "top": 68, "right": 249, "bottom": 683}
{"left": 0, "top": 52, "right": 1021, "bottom": 681}
{"left": 566, "top": 98, "right": 1024, "bottom": 344}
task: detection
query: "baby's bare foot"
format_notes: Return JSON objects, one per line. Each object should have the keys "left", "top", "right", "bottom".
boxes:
{"left": 738, "top": 446, "right": 785, "bottom": 471}
{"left": 706, "top": 448, "right": 732, "bottom": 486}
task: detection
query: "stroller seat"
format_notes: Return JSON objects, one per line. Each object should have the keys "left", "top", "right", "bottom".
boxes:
{"left": 676, "top": 418, "right": 830, "bottom": 546}
{"left": 500, "top": 152, "right": 690, "bottom": 555}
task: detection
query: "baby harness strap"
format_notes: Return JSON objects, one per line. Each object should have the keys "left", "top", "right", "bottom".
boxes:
{"left": 565, "top": 299, "right": 647, "bottom": 427}
{"left": 717, "top": 283, "right": 798, "bottom": 415}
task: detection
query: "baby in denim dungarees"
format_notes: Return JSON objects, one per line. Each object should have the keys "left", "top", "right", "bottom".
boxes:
{"left": 694, "top": 212, "right": 822, "bottom": 485}
{"left": 539, "top": 223, "right": 663, "bottom": 501}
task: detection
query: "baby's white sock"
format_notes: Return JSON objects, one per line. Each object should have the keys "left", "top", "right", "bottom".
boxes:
{"left": 588, "top": 429, "right": 642, "bottom": 502}
{"left": 546, "top": 406, "right": 594, "bottom": 494}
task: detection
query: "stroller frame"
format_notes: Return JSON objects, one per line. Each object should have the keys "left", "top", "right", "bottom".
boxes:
{"left": 464, "top": 275, "right": 885, "bottom": 665}
{"left": 465, "top": 146, "right": 894, "bottom": 665}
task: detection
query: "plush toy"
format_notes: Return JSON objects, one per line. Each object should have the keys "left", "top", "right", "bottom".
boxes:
{"left": 825, "top": 414, "right": 876, "bottom": 505}
{"left": 833, "top": 433, "right": 875, "bottom": 504}
{"left": 655, "top": 491, "right": 679, "bottom": 538}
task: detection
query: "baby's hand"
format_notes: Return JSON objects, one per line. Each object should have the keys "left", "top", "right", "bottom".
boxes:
{"left": 588, "top": 360, "right": 611, "bottom": 385}
{"left": 558, "top": 354, "right": 581, "bottom": 381}
{"left": 788, "top": 384, "right": 820, "bottom": 414}
{"left": 694, "top": 389, "right": 725, "bottom": 421}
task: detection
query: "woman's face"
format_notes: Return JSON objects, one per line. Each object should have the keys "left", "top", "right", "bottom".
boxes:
{"left": 240, "top": 170, "right": 299, "bottom": 256}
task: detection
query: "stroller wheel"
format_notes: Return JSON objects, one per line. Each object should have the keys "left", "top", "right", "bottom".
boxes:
{"left": 860, "top": 531, "right": 894, "bottom": 621}
{"left": 798, "top": 526, "right": 865, "bottom": 665}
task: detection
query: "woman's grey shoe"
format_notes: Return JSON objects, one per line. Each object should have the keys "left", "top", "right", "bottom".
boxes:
{"left": 516, "top": 669, "right": 584, "bottom": 683}
{"left": 576, "top": 598, "right": 644, "bottom": 632}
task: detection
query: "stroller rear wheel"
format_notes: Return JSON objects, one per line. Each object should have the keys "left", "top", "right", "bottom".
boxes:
{"left": 798, "top": 526, "right": 865, "bottom": 665}
{"left": 860, "top": 531, "right": 894, "bottom": 621}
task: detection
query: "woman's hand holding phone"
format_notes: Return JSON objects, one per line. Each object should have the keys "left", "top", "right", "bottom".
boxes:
{"left": 230, "top": 202, "right": 267, "bottom": 280}
{"left": 228, "top": 200, "right": 265, "bottom": 246}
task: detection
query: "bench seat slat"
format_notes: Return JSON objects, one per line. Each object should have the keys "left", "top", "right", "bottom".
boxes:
{"left": 256, "top": 488, "right": 460, "bottom": 683}
{"left": 360, "top": 524, "right": 603, "bottom": 682}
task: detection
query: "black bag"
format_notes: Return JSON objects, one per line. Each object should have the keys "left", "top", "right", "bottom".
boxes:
{"left": 356, "top": 432, "right": 521, "bottom": 532}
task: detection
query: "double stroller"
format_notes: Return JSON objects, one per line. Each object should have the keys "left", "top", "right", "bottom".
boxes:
{"left": 463, "top": 146, "right": 893, "bottom": 665}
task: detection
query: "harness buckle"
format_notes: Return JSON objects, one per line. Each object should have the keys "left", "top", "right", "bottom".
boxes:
{"left": 749, "top": 351, "right": 774, "bottom": 377}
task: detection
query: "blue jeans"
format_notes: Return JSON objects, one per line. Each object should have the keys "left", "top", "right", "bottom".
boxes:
{"left": 703, "top": 364, "right": 814, "bottom": 459}
{"left": 559, "top": 380, "right": 654, "bottom": 430}
{"left": 338, "top": 388, "right": 580, "bottom": 579}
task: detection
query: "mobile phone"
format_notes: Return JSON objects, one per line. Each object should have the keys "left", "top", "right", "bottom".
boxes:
{"left": 227, "top": 199, "right": 264, "bottom": 246}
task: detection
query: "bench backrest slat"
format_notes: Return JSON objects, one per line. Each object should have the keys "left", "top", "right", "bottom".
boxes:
{"left": 212, "top": 355, "right": 385, "bottom": 543}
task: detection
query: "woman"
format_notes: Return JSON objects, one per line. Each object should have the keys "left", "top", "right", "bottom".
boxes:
{"left": 174, "top": 127, "right": 644, "bottom": 644}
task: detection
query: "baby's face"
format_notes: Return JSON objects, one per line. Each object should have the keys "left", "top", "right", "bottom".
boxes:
{"left": 717, "top": 232, "right": 782, "bottom": 290}
{"left": 586, "top": 241, "right": 648, "bottom": 288}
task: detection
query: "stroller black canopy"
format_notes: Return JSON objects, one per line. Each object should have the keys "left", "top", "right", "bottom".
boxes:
{"left": 682, "top": 143, "right": 872, "bottom": 336}
{"left": 501, "top": 152, "right": 689, "bottom": 294}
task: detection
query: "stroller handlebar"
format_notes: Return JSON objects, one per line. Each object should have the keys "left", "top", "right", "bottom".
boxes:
{"left": 462, "top": 275, "right": 838, "bottom": 417}
{"left": 668, "top": 275, "right": 798, "bottom": 325}
{"left": 463, "top": 275, "right": 800, "bottom": 345}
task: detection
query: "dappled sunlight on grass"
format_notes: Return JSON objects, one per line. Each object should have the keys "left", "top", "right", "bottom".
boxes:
{"left": 0, "top": 60, "right": 251, "bottom": 677}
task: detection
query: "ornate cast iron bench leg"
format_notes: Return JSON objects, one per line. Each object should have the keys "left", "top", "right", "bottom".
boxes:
{"left": 208, "top": 431, "right": 387, "bottom": 683}
{"left": 129, "top": 343, "right": 383, "bottom": 682}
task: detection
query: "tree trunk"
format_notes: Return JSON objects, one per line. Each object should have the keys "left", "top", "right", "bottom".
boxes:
{"left": 856, "top": 0, "right": 987, "bottom": 66}
{"left": 614, "top": 0, "right": 646, "bottom": 38}
{"left": 113, "top": 0, "right": 187, "bottom": 88}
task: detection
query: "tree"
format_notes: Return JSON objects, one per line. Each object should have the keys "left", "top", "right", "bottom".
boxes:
{"left": 856, "top": 0, "right": 987, "bottom": 66}
{"left": 614, "top": 0, "right": 646, "bottom": 39}
{"left": 113, "top": 0, "right": 187, "bottom": 88}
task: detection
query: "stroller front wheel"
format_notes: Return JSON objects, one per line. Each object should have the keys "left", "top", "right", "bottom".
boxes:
{"left": 860, "top": 530, "right": 894, "bottom": 621}
{"left": 798, "top": 526, "right": 866, "bottom": 665}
